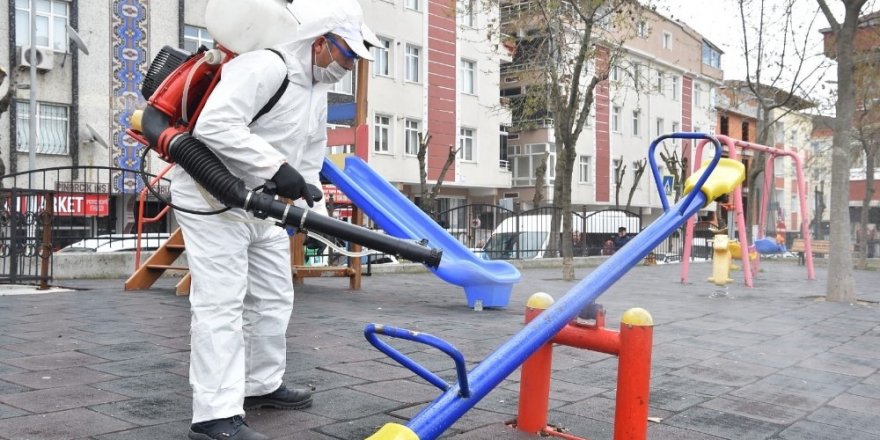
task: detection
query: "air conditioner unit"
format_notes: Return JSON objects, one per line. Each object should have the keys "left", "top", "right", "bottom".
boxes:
{"left": 18, "top": 46, "right": 54, "bottom": 72}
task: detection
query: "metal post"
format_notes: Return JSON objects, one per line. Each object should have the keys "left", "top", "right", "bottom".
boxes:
{"left": 516, "top": 294, "right": 555, "bottom": 434}
{"left": 29, "top": 0, "right": 38, "bottom": 188}
{"left": 613, "top": 308, "right": 653, "bottom": 440}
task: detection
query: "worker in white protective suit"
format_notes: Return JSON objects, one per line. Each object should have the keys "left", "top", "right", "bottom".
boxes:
{"left": 171, "top": 1, "right": 380, "bottom": 439}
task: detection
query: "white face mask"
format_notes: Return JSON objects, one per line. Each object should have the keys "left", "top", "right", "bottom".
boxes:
{"left": 313, "top": 41, "right": 349, "bottom": 84}
{"left": 312, "top": 61, "right": 348, "bottom": 84}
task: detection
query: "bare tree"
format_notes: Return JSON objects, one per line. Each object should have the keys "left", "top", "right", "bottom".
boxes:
{"left": 659, "top": 145, "right": 688, "bottom": 203}
{"left": 625, "top": 158, "right": 647, "bottom": 212}
{"left": 613, "top": 155, "right": 625, "bottom": 209}
{"left": 850, "top": 29, "right": 880, "bottom": 269}
{"left": 495, "top": 0, "right": 640, "bottom": 280}
{"left": 416, "top": 130, "right": 461, "bottom": 217}
{"left": 816, "top": 0, "right": 869, "bottom": 302}
{"left": 736, "top": 0, "right": 829, "bottom": 230}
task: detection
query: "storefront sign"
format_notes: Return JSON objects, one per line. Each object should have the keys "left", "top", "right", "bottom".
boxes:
{"left": 4, "top": 193, "right": 110, "bottom": 217}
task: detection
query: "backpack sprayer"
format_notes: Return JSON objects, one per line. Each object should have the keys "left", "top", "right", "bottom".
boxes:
{"left": 127, "top": 45, "right": 441, "bottom": 268}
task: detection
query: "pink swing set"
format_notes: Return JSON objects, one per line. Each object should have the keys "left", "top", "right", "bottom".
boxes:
{"left": 680, "top": 134, "right": 816, "bottom": 287}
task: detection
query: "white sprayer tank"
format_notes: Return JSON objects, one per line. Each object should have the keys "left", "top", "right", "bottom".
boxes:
{"left": 205, "top": 0, "right": 299, "bottom": 54}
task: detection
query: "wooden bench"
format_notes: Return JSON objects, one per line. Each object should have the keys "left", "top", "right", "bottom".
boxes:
{"left": 790, "top": 238, "right": 849, "bottom": 265}
{"left": 791, "top": 238, "right": 822, "bottom": 265}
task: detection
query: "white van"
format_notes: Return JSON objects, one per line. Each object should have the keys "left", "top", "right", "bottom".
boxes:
{"left": 481, "top": 212, "right": 640, "bottom": 259}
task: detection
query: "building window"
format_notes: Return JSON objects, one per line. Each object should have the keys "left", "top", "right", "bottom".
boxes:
{"left": 458, "top": 128, "right": 475, "bottom": 161}
{"left": 372, "top": 37, "right": 392, "bottom": 77}
{"left": 511, "top": 143, "right": 556, "bottom": 187}
{"left": 374, "top": 115, "right": 391, "bottom": 152}
{"left": 579, "top": 155, "right": 592, "bottom": 183}
{"left": 405, "top": 0, "right": 421, "bottom": 11}
{"left": 405, "top": 44, "right": 421, "bottom": 83}
{"left": 610, "top": 65, "right": 620, "bottom": 82}
{"left": 742, "top": 121, "right": 750, "bottom": 141}
{"left": 15, "top": 0, "right": 69, "bottom": 51}
{"left": 632, "top": 110, "right": 641, "bottom": 136}
{"left": 16, "top": 101, "right": 70, "bottom": 155}
{"left": 671, "top": 76, "right": 679, "bottom": 101}
{"left": 720, "top": 116, "right": 729, "bottom": 136}
{"left": 662, "top": 32, "right": 672, "bottom": 49}
{"left": 330, "top": 71, "right": 354, "bottom": 94}
{"left": 694, "top": 83, "right": 702, "bottom": 107}
{"left": 672, "top": 121, "right": 680, "bottom": 135}
{"left": 183, "top": 25, "right": 214, "bottom": 53}
{"left": 656, "top": 118, "right": 664, "bottom": 137}
{"left": 637, "top": 20, "right": 648, "bottom": 38}
{"left": 459, "top": 0, "right": 476, "bottom": 27}
{"left": 702, "top": 42, "right": 722, "bottom": 68}
{"left": 405, "top": 119, "right": 421, "bottom": 156}
{"left": 460, "top": 59, "right": 476, "bottom": 94}
{"left": 612, "top": 106, "right": 620, "bottom": 132}
{"left": 656, "top": 71, "right": 664, "bottom": 95}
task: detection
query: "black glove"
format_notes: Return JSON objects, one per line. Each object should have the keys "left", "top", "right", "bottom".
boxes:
{"left": 271, "top": 163, "right": 313, "bottom": 207}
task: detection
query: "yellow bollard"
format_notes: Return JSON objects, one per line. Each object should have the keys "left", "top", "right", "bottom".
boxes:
{"left": 708, "top": 234, "right": 734, "bottom": 286}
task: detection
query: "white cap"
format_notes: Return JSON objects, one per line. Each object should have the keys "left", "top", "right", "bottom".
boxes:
{"left": 331, "top": 22, "right": 381, "bottom": 61}
{"left": 288, "top": 0, "right": 380, "bottom": 60}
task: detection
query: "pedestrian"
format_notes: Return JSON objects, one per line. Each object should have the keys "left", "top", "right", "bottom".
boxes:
{"left": 612, "top": 226, "right": 631, "bottom": 251}
{"left": 170, "top": 2, "right": 381, "bottom": 439}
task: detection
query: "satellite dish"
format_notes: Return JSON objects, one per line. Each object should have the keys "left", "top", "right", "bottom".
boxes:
{"left": 84, "top": 123, "right": 109, "bottom": 149}
{"left": 66, "top": 24, "right": 90, "bottom": 55}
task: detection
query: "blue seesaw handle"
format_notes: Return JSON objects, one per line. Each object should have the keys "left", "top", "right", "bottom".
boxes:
{"left": 648, "top": 132, "right": 723, "bottom": 214}
{"left": 364, "top": 324, "right": 471, "bottom": 398}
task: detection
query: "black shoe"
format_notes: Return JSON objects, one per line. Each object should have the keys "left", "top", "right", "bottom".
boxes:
{"left": 188, "top": 415, "right": 268, "bottom": 440}
{"left": 244, "top": 384, "right": 313, "bottom": 410}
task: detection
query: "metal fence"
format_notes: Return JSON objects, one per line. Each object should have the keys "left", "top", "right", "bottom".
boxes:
{"left": 0, "top": 167, "right": 170, "bottom": 283}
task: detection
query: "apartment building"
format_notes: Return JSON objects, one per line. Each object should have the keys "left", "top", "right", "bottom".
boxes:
{"left": 498, "top": 2, "right": 723, "bottom": 221}
{"left": 1, "top": 0, "right": 511, "bottom": 238}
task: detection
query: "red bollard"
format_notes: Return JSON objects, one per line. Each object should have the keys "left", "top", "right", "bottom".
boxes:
{"left": 614, "top": 308, "right": 653, "bottom": 440}
{"left": 517, "top": 293, "right": 554, "bottom": 434}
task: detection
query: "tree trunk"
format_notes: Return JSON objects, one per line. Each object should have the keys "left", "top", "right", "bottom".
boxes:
{"left": 533, "top": 151, "right": 549, "bottom": 207}
{"left": 822, "top": 1, "right": 860, "bottom": 303}
{"left": 614, "top": 156, "right": 625, "bottom": 209}
{"left": 559, "top": 141, "right": 576, "bottom": 281}
{"left": 858, "top": 150, "right": 874, "bottom": 269}
{"left": 625, "top": 159, "right": 646, "bottom": 212}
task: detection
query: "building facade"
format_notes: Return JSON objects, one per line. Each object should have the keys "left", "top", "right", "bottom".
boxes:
{"left": 1, "top": 0, "right": 511, "bottom": 240}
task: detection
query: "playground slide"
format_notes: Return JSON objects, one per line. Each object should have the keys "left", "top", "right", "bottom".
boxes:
{"left": 321, "top": 157, "right": 521, "bottom": 308}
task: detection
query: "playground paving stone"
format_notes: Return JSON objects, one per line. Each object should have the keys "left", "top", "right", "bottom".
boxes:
{"left": 0, "top": 260, "right": 877, "bottom": 439}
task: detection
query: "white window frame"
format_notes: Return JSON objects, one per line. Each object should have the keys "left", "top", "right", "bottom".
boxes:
{"left": 458, "top": 128, "right": 475, "bottom": 161}
{"left": 612, "top": 106, "right": 621, "bottom": 133}
{"left": 632, "top": 110, "right": 641, "bottom": 136}
{"left": 672, "top": 76, "right": 680, "bottom": 101}
{"left": 372, "top": 37, "right": 393, "bottom": 77}
{"left": 459, "top": 0, "right": 476, "bottom": 27}
{"left": 183, "top": 25, "right": 214, "bottom": 53}
{"left": 15, "top": 0, "right": 70, "bottom": 52}
{"left": 374, "top": 114, "right": 392, "bottom": 153}
{"left": 460, "top": 59, "right": 476, "bottom": 94}
{"left": 637, "top": 20, "right": 648, "bottom": 38}
{"left": 579, "top": 155, "right": 592, "bottom": 183}
{"left": 405, "top": 44, "right": 422, "bottom": 83}
{"left": 405, "top": 0, "right": 421, "bottom": 12}
{"left": 662, "top": 31, "right": 672, "bottom": 49}
{"left": 610, "top": 65, "right": 620, "bottom": 82}
{"left": 16, "top": 100, "right": 70, "bottom": 155}
{"left": 656, "top": 117, "right": 664, "bottom": 137}
{"left": 404, "top": 119, "right": 421, "bottom": 156}
{"left": 694, "top": 83, "right": 703, "bottom": 107}
{"left": 330, "top": 71, "right": 354, "bottom": 94}
{"left": 656, "top": 70, "right": 664, "bottom": 95}
{"left": 612, "top": 158, "right": 622, "bottom": 185}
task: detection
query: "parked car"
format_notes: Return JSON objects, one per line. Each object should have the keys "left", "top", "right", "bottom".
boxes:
{"left": 57, "top": 233, "right": 170, "bottom": 253}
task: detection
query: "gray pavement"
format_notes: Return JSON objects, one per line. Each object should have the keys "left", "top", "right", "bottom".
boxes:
{"left": 0, "top": 260, "right": 877, "bottom": 439}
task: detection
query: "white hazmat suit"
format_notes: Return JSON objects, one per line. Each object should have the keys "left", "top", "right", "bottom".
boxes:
{"left": 171, "top": 0, "right": 376, "bottom": 424}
